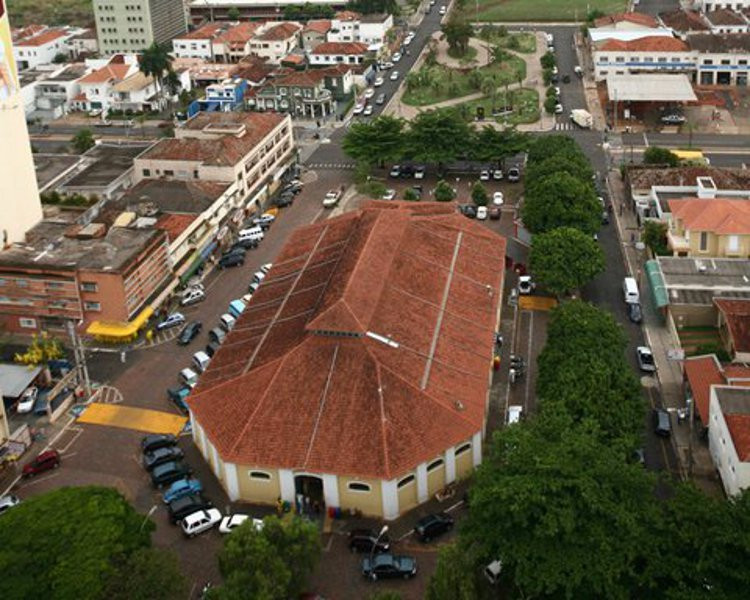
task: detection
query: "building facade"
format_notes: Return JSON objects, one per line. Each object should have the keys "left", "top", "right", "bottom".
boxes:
{"left": 94, "top": 0, "right": 187, "bottom": 56}
{"left": 667, "top": 197, "right": 750, "bottom": 257}
{"left": 708, "top": 385, "right": 750, "bottom": 496}
{"left": 248, "top": 22, "right": 302, "bottom": 64}
{"left": 12, "top": 28, "right": 73, "bottom": 70}
{"left": 309, "top": 41, "right": 369, "bottom": 65}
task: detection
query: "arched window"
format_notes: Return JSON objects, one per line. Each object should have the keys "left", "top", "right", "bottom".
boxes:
{"left": 427, "top": 458, "right": 444, "bottom": 472}
{"left": 249, "top": 470, "right": 271, "bottom": 481}
{"left": 455, "top": 442, "right": 472, "bottom": 456}
{"left": 397, "top": 474, "right": 415, "bottom": 488}
{"left": 347, "top": 482, "right": 371, "bottom": 492}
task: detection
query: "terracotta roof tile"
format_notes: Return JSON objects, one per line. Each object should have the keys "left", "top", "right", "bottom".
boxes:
{"left": 669, "top": 198, "right": 750, "bottom": 234}
{"left": 304, "top": 19, "right": 332, "bottom": 34}
{"left": 216, "top": 22, "right": 260, "bottom": 45}
{"left": 189, "top": 203, "right": 506, "bottom": 480}
{"left": 335, "top": 10, "right": 361, "bottom": 21}
{"left": 715, "top": 299, "right": 750, "bottom": 353}
{"left": 724, "top": 414, "right": 750, "bottom": 461}
{"left": 177, "top": 23, "right": 225, "bottom": 41}
{"left": 594, "top": 12, "right": 659, "bottom": 28}
{"left": 255, "top": 22, "right": 301, "bottom": 41}
{"left": 684, "top": 355, "right": 724, "bottom": 423}
{"left": 78, "top": 63, "right": 131, "bottom": 85}
{"left": 312, "top": 41, "right": 369, "bottom": 55}
{"left": 15, "top": 28, "right": 67, "bottom": 47}
{"left": 659, "top": 10, "right": 710, "bottom": 32}
{"left": 599, "top": 35, "right": 688, "bottom": 52}
{"left": 704, "top": 8, "right": 747, "bottom": 26}
{"left": 155, "top": 213, "right": 197, "bottom": 242}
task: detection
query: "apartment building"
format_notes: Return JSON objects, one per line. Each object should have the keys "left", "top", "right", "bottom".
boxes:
{"left": 34, "top": 64, "right": 88, "bottom": 119}
{"left": 0, "top": 221, "right": 171, "bottom": 334}
{"left": 667, "top": 197, "right": 750, "bottom": 257}
{"left": 94, "top": 0, "right": 187, "bottom": 56}
{"left": 172, "top": 22, "right": 260, "bottom": 62}
{"left": 172, "top": 22, "right": 226, "bottom": 60}
{"left": 708, "top": 386, "right": 750, "bottom": 496}
{"left": 328, "top": 12, "right": 394, "bottom": 46}
{"left": 13, "top": 28, "right": 76, "bottom": 70}
{"left": 134, "top": 111, "right": 295, "bottom": 210}
{"left": 249, "top": 22, "right": 302, "bottom": 64}
{"left": 72, "top": 57, "right": 139, "bottom": 113}
{"left": 593, "top": 36, "right": 694, "bottom": 80}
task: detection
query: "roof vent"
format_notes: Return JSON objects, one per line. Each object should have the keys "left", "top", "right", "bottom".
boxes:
{"left": 454, "top": 400, "right": 464, "bottom": 411}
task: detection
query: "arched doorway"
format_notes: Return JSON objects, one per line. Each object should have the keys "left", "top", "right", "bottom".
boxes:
{"left": 294, "top": 473, "right": 324, "bottom": 517}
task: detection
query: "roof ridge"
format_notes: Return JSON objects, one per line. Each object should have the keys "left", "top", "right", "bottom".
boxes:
{"left": 303, "top": 343, "right": 340, "bottom": 468}
{"left": 372, "top": 355, "right": 392, "bottom": 480}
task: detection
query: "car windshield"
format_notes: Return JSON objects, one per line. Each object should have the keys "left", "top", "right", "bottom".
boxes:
{"left": 641, "top": 352, "right": 654, "bottom": 365}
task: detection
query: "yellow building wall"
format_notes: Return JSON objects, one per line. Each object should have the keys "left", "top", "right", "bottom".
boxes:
{"left": 337, "top": 476, "right": 383, "bottom": 517}
{"left": 236, "top": 467, "right": 282, "bottom": 504}
{"left": 427, "top": 464, "right": 446, "bottom": 495}
{"left": 455, "top": 446, "right": 474, "bottom": 480}
{"left": 397, "top": 475, "right": 418, "bottom": 513}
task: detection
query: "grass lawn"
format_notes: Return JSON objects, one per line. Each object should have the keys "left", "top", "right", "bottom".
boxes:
{"left": 472, "top": 0, "right": 627, "bottom": 22}
{"left": 459, "top": 88, "right": 540, "bottom": 125}
{"left": 476, "top": 27, "right": 537, "bottom": 54}
{"left": 402, "top": 52, "right": 526, "bottom": 107}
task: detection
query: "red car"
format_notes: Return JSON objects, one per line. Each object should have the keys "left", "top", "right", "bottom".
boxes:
{"left": 22, "top": 449, "right": 60, "bottom": 477}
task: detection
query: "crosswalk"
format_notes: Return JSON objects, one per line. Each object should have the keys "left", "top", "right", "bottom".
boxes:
{"left": 553, "top": 121, "right": 574, "bottom": 131}
{"left": 306, "top": 162, "right": 357, "bottom": 170}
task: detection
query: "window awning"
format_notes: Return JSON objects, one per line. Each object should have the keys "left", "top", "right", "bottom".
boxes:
{"left": 607, "top": 74, "right": 697, "bottom": 102}
{"left": 645, "top": 260, "right": 669, "bottom": 308}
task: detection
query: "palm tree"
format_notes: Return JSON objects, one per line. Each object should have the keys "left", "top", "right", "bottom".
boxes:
{"left": 140, "top": 42, "right": 173, "bottom": 112}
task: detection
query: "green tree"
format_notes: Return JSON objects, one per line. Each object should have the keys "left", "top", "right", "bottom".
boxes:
{"left": 462, "top": 410, "right": 658, "bottom": 599}
{"left": 540, "top": 51, "right": 556, "bottom": 70}
{"left": 434, "top": 180, "right": 455, "bottom": 202}
{"left": 216, "top": 515, "right": 321, "bottom": 600}
{"left": 543, "top": 94, "right": 558, "bottom": 114}
{"left": 52, "top": 52, "right": 68, "bottom": 63}
{"left": 471, "top": 181, "right": 488, "bottom": 206}
{"left": 527, "top": 134, "right": 582, "bottom": 164}
{"left": 526, "top": 154, "right": 594, "bottom": 185}
{"left": 103, "top": 548, "right": 187, "bottom": 600}
{"left": 343, "top": 115, "right": 406, "bottom": 167}
{"left": 227, "top": 6, "right": 240, "bottom": 19}
{"left": 71, "top": 127, "right": 95, "bottom": 153}
{"left": 407, "top": 108, "right": 473, "bottom": 168}
{"left": 403, "top": 187, "right": 420, "bottom": 201}
{"left": 643, "top": 220, "right": 669, "bottom": 256}
{"left": 643, "top": 146, "right": 679, "bottom": 167}
{"left": 529, "top": 227, "right": 605, "bottom": 295}
{"left": 140, "top": 42, "right": 174, "bottom": 108}
{"left": 441, "top": 18, "right": 473, "bottom": 55}
{"left": 426, "top": 542, "right": 479, "bottom": 600}
{"left": 471, "top": 126, "right": 529, "bottom": 163}
{"left": 0, "top": 487, "right": 155, "bottom": 599}
{"left": 521, "top": 172, "right": 600, "bottom": 234}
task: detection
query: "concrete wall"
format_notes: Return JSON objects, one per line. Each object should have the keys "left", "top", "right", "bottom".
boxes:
{"left": 236, "top": 466, "right": 282, "bottom": 503}
{"left": 670, "top": 303, "right": 717, "bottom": 329}
{"left": 396, "top": 471, "right": 419, "bottom": 513}
{"left": 337, "top": 475, "right": 383, "bottom": 517}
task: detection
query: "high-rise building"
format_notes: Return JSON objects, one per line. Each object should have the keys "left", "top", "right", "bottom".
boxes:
{"left": 94, "top": 0, "right": 187, "bottom": 56}
{"left": 0, "top": 0, "right": 43, "bottom": 246}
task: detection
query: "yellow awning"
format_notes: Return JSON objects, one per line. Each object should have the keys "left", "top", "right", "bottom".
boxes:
{"left": 86, "top": 306, "right": 154, "bottom": 341}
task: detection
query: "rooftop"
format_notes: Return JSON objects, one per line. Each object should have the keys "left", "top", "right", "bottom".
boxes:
{"left": 628, "top": 166, "right": 750, "bottom": 191}
{"left": 597, "top": 35, "right": 689, "bottom": 51}
{"left": 77, "top": 63, "right": 132, "bottom": 85}
{"left": 312, "top": 41, "right": 369, "bottom": 55}
{"left": 687, "top": 33, "right": 750, "bottom": 53}
{"left": 715, "top": 299, "right": 750, "bottom": 353}
{"left": 111, "top": 179, "right": 231, "bottom": 215}
{"left": 0, "top": 220, "right": 163, "bottom": 272}
{"left": 593, "top": 12, "right": 659, "bottom": 29}
{"left": 15, "top": 28, "right": 68, "bottom": 47}
{"left": 155, "top": 213, "right": 199, "bottom": 243}
{"left": 189, "top": 202, "right": 506, "bottom": 480}
{"left": 32, "top": 153, "right": 82, "bottom": 191}
{"left": 177, "top": 22, "right": 226, "bottom": 41}
{"left": 669, "top": 198, "right": 750, "bottom": 234}
{"left": 255, "top": 22, "right": 301, "bottom": 41}
{"left": 714, "top": 386, "right": 750, "bottom": 461}
{"left": 62, "top": 143, "right": 151, "bottom": 189}
{"left": 303, "top": 19, "right": 332, "bottom": 34}
{"left": 657, "top": 256, "right": 750, "bottom": 294}
{"left": 42, "top": 64, "right": 88, "bottom": 82}
{"left": 703, "top": 8, "right": 748, "bottom": 26}
{"left": 659, "top": 10, "right": 710, "bottom": 32}
{"left": 216, "top": 22, "right": 260, "bottom": 45}
{"left": 606, "top": 73, "right": 696, "bottom": 102}
{"left": 112, "top": 71, "right": 155, "bottom": 93}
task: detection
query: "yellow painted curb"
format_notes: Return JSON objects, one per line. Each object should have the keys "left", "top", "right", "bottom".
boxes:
{"left": 78, "top": 403, "right": 187, "bottom": 435}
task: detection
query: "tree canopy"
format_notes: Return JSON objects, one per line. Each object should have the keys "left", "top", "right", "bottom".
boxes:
{"left": 71, "top": 128, "right": 95, "bottom": 153}
{"left": 0, "top": 486, "right": 161, "bottom": 599}
{"left": 643, "top": 146, "right": 679, "bottom": 167}
{"left": 441, "top": 18, "right": 474, "bottom": 55}
{"left": 525, "top": 153, "right": 593, "bottom": 184}
{"left": 406, "top": 108, "right": 473, "bottom": 166}
{"left": 527, "top": 134, "right": 582, "bottom": 164}
{"left": 342, "top": 115, "right": 406, "bottom": 167}
{"left": 473, "top": 126, "right": 529, "bottom": 163}
{"left": 471, "top": 181, "right": 488, "bottom": 206}
{"left": 522, "top": 172, "right": 600, "bottom": 234}
{"left": 434, "top": 180, "right": 456, "bottom": 202}
{"left": 529, "top": 227, "right": 605, "bottom": 295}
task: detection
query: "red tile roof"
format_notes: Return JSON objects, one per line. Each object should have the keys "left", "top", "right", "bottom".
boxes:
{"left": 177, "top": 23, "right": 225, "bottom": 41}
{"left": 594, "top": 12, "right": 659, "bottom": 28}
{"left": 599, "top": 35, "right": 689, "bottom": 52}
{"left": 669, "top": 198, "right": 750, "bottom": 235}
{"left": 15, "top": 28, "right": 67, "bottom": 47}
{"left": 217, "top": 22, "right": 261, "bottom": 45}
{"left": 658, "top": 10, "right": 711, "bottom": 33}
{"left": 335, "top": 10, "right": 361, "bottom": 21}
{"left": 12, "top": 24, "right": 47, "bottom": 42}
{"left": 725, "top": 414, "right": 750, "bottom": 460}
{"left": 715, "top": 299, "right": 750, "bottom": 354}
{"left": 282, "top": 54, "right": 306, "bottom": 65}
{"left": 155, "top": 213, "right": 197, "bottom": 242}
{"left": 255, "top": 22, "right": 301, "bottom": 41}
{"left": 141, "top": 112, "right": 285, "bottom": 166}
{"left": 312, "top": 41, "right": 369, "bottom": 55}
{"left": 684, "top": 354, "right": 750, "bottom": 423}
{"left": 704, "top": 8, "right": 747, "bottom": 26}
{"left": 304, "top": 20, "right": 332, "bottom": 34}
{"left": 77, "top": 63, "right": 132, "bottom": 85}
{"left": 189, "top": 202, "right": 506, "bottom": 480}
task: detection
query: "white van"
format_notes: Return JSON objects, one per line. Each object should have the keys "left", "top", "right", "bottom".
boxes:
{"left": 219, "top": 313, "right": 236, "bottom": 332}
{"left": 507, "top": 405, "right": 523, "bottom": 424}
{"left": 484, "top": 559, "right": 503, "bottom": 585}
{"left": 180, "top": 367, "right": 198, "bottom": 387}
{"left": 623, "top": 277, "right": 639, "bottom": 304}
{"left": 238, "top": 226, "right": 264, "bottom": 239}
{"left": 192, "top": 351, "right": 211, "bottom": 373}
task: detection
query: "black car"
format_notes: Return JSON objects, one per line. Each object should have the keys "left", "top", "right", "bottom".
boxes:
{"left": 653, "top": 408, "right": 671, "bottom": 437}
{"left": 177, "top": 321, "right": 202, "bottom": 346}
{"left": 143, "top": 446, "right": 185, "bottom": 471}
{"left": 628, "top": 302, "right": 643, "bottom": 324}
{"left": 414, "top": 512, "right": 454, "bottom": 542}
{"left": 218, "top": 253, "right": 244, "bottom": 269}
{"left": 234, "top": 236, "right": 259, "bottom": 249}
{"left": 361, "top": 554, "right": 417, "bottom": 581}
{"left": 168, "top": 493, "right": 212, "bottom": 524}
{"left": 141, "top": 433, "right": 177, "bottom": 453}
{"left": 284, "top": 182, "right": 303, "bottom": 195}
{"left": 205, "top": 340, "right": 221, "bottom": 358}
{"left": 275, "top": 193, "right": 294, "bottom": 208}
{"left": 223, "top": 245, "right": 246, "bottom": 258}
{"left": 151, "top": 461, "right": 192, "bottom": 488}
{"left": 348, "top": 528, "right": 391, "bottom": 553}
{"left": 461, "top": 205, "right": 477, "bottom": 218}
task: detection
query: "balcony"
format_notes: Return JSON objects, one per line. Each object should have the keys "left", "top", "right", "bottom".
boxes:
{"left": 301, "top": 89, "right": 332, "bottom": 103}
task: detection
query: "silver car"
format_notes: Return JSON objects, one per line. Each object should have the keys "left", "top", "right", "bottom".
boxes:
{"left": 636, "top": 346, "right": 656, "bottom": 372}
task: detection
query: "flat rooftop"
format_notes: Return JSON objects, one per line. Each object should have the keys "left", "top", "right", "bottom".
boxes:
{"left": 0, "top": 220, "right": 162, "bottom": 272}
{"left": 42, "top": 64, "right": 88, "bottom": 82}
{"left": 62, "top": 143, "right": 152, "bottom": 189}
{"left": 33, "top": 153, "right": 82, "bottom": 191}
{"left": 628, "top": 166, "right": 750, "bottom": 192}
{"left": 658, "top": 257, "right": 750, "bottom": 305}
{"left": 110, "top": 179, "right": 231, "bottom": 214}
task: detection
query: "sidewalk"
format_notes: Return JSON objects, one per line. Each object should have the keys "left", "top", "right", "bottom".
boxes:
{"left": 608, "top": 170, "right": 719, "bottom": 493}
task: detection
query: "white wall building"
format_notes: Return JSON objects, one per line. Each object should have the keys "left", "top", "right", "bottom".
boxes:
{"left": 708, "top": 385, "right": 750, "bottom": 497}
{"left": 309, "top": 41, "right": 369, "bottom": 66}
{"left": 592, "top": 35, "right": 695, "bottom": 80}
{"left": 249, "top": 22, "right": 301, "bottom": 64}
{"left": 689, "top": 33, "right": 750, "bottom": 85}
{"left": 13, "top": 28, "right": 77, "bottom": 70}
{"left": 328, "top": 12, "right": 393, "bottom": 46}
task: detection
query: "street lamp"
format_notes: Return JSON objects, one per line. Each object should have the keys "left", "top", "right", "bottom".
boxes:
{"left": 369, "top": 524, "right": 389, "bottom": 579}
{"left": 139, "top": 504, "right": 158, "bottom": 533}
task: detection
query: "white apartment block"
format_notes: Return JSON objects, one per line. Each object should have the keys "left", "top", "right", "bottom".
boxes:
{"left": 248, "top": 22, "right": 302, "bottom": 64}
{"left": 94, "top": 0, "right": 187, "bottom": 55}
{"left": 708, "top": 385, "right": 750, "bottom": 497}
{"left": 13, "top": 28, "right": 80, "bottom": 70}
{"left": 328, "top": 12, "right": 393, "bottom": 46}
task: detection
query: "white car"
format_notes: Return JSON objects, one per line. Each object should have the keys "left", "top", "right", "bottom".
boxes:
{"left": 555, "top": 103, "right": 563, "bottom": 114}
{"left": 403, "top": 37, "right": 412, "bottom": 46}
{"left": 260, "top": 263, "right": 272, "bottom": 275}
{"left": 364, "top": 87, "right": 375, "bottom": 99}
{"left": 353, "top": 103, "right": 365, "bottom": 115}
{"left": 390, "top": 71, "right": 399, "bottom": 81}
{"left": 0, "top": 494, "right": 20, "bottom": 515}
{"left": 181, "top": 508, "right": 222, "bottom": 537}
{"left": 219, "top": 513, "right": 264, "bottom": 534}
{"left": 156, "top": 312, "right": 186, "bottom": 331}
{"left": 479, "top": 170, "right": 490, "bottom": 181}
{"left": 476, "top": 206, "right": 488, "bottom": 220}
{"left": 382, "top": 189, "right": 397, "bottom": 201}
{"left": 554, "top": 86, "right": 561, "bottom": 97}
{"left": 392, "top": 52, "right": 402, "bottom": 62}
{"left": 518, "top": 275, "right": 535, "bottom": 295}
{"left": 17, "top": 386, "right": 38, "bottom": 414}
{"left": 380, "top": 61, "right": 394, "bottom": 70}
{"left": 492, "top": 169, "right": 503, "bottom": 180}
{"left": 323, "top": 190, "right": 341, "bottom": 208}
{"left": 252, "top": 213, "right": 276, "bottom": 227}
{"left": 374, "top": 77, "right": 384, "bottom": 87}
{"left": 439, "top": 6, "right": 446, "bottom": 14}
{"left": 180, "top": 288, "right": 206, "bottom": 306}
{"left": 507, "top": 405, "right": 523, "bottom": 424}
{"left": 363, "top": 105, "right": 373, "bottom": 116}
{"left": 636, "top": 346, "right": 656, "bottom": 373}
{"left": 493, "top": 191, "right": 504, "bottom": 206}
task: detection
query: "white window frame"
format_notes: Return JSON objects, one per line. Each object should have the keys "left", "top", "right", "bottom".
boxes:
{"left": 19, "top": 317, "right": 37, "bottom": 329}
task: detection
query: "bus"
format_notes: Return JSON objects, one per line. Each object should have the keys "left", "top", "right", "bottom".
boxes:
{"left": 672, "top": 150, "right": 710, "bottom": 166}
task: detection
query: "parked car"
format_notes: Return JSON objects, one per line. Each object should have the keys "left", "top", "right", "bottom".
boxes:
{"left": 168, "top": 494, "right": 212, "bottom": 524}
{"left": 376, "top": 93, "right": 386, "bottom": 105}
{"left": 143, "top": 446, "right": 185, "bottom": 471}
{"left": 392, "top": 52, "right": 402, "bottom": 62}
{"left": 353, "top": 103, "right": 365, "bottom": 115}
{"left": 476, "top": 206, "right": 488, "bottom": 220}
{"left": 363, "top": 105, "right": 373, "bottom": 116}
{"left": 492, "top": 191, "right": 504, "bottom": 206}
{"left": 362, "top": 553, "right": 417, "bottom": 580}
{"left": 414, "top": 512, "right": 454, "bottom": 542}
{"left": 252, "top": 213, "right": 276, "bottom": 229}
{"left": 177, "top": 321, "right": 202, "bottom": 345}
{"left": 180, "top": 288, "right": 206, "bottom": 306}
{"left": 517, "top": 275, "right": 535, "bottom": 295}
{"left": 163, "top": 478, "right": 203, "bottom": 504}
{"left": 492, "top": 169, "right": 503, "bottom": 180}
{"left": 349, "top": 528, "right": 391, "bottom": 553}
{"left": 489, "top": 206, "right": 501, "bottom": 220}
{"left": 414, "top": 165, "right": 425, "bottom": 179}
{"left": 389, "top": 165, "right": 401, "bottom": 178}
{"left": 16, "top": 386, "right": 39, "bottom": 414}
{"left": 151, "top": 461, "right": 192, "bottom": 488}
{"left": 636, "top": 346, "right": 656, "bottom": 372}
{"left": 382, "top": 189, "right": 396, "bottom": 201}
{"left": 275, "top": 193, "right": 294, "bottom": 208}
{"left": 156, "top": 312, "right": 185, "bottom": 331}
{"left": 479, "top": 169, "right": 490, "bottom": 181}
{"left": 374, "top": 76, "right": 384, "bottom": 87}
{"left": 0, "top": 494, "right": 20, "bottom": 515}
{"left": 661, "top": 114, "right": 686, "bottom": 125}
{"left": 462, "top": 204, "right": 477, "bottom": 218}
{"left": 390, "top": 71, "right": 399, "bottom": 81}
{"left": 167, "top": 386, "right": 190, "bottom": 413}
{"left": 653, "top": 408, "right": 672, "bottom": 437}
{"left": 219, "top": 513, "right": 264, "bottom": 534}
{"left": 22, "top": 449, "right": 60, "bottom": 477}
{"left": 209, "top": 327, "right": 226, "bottom": 344}
{"left": 364, "top": 87, "right": 375, "bottom": 99}
{"left": 141, "top": 433, "right": 177, "bottom": 453}
{"left": 439, "top": 5, "right": 446, "bottom": 14}
{"left": 555, "top": 103, "right": 564, "bottom": 114}
{"left": 219, "top": 313, "right": 236, "bottom": 332}
{"left": 205, "top": 341, "right": 221, "bottom": 358}
{"left": 323, "top": 190, "right": 341, "bottom": 208}
{"left": 507, "top": 167, "right": 521, "bottom": 182}
{"left": 218, "top": 253, "right": 244, "bottom": 269}
{"left": 181, "top": 508, "right": 222, "bottom": 537}
{"left": 628, "top": 302, "right": 643, "bottom": 324}
{"left": 234, "top": 235, "right": 259, "bottom": 249}
{"left": 252, "top": 270, "right": 266, "bottom": 285}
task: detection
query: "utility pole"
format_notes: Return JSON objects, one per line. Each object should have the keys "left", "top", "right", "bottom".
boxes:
{"left": 67, "top": 320, "right": 91, "bottom": 399}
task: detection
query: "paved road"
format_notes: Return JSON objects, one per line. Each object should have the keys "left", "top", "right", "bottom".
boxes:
{"left": 622, "top": 131, "right": 750, "bottom": 150}
{"left": 633, "top": 0, "right": 680, "bottom": 17}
